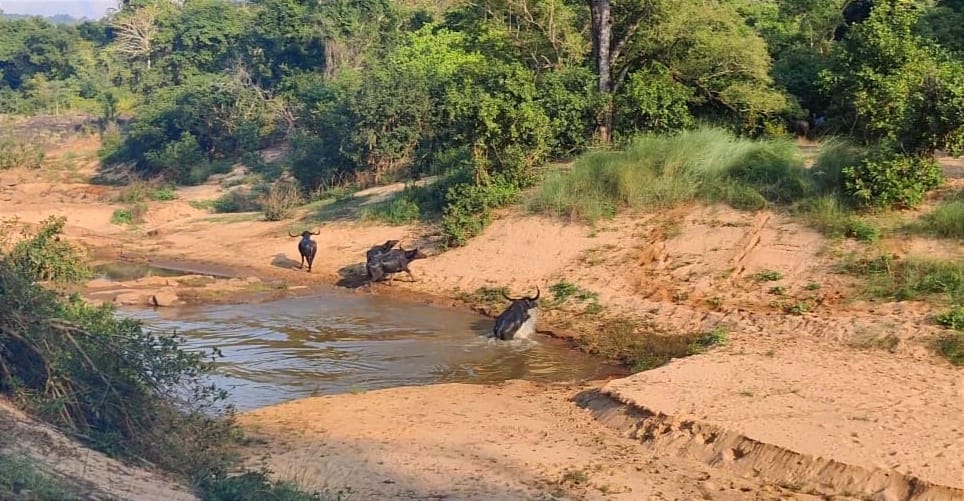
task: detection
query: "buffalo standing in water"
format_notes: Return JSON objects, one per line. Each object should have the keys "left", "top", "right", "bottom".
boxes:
{"left": 493, "top": 287, "right": 540, "bottom": 341}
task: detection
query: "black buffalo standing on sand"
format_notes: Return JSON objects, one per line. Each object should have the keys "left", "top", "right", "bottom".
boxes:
{"left": 366, "top": 246, "right": 427, "bottom": 291}
{"left": 289, "top": 229, "right": 321, "bottom": 272}
{"left": 492, "top": 287, "right": 541, "bottom": 341}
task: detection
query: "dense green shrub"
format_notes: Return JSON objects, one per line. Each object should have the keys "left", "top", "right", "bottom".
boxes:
{"left": 441, "top": 177, "right": 520, "bottom": 246}
{"left": 0, "top": 219, "right": 236, "bottom": 482}
{"left": 4, "top": 215, "right": 91, "bottom": 284}
{"left": 842, "top": 149, "right": 944, "bottom": 209}
{"left": 614, "top": 65, "right": 695, "bottom": 136}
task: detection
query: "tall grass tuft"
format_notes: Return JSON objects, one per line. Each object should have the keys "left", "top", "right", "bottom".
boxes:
{"left": 530, "top": 127, "right": 808, "bottom": 222}
{"left": 809, "top": 138, "right": 867, "bottom": 195}
{"left": 842, "top": 255, "right": 964, "bottom": 304}
{"left": 914, "top": 190, "right": 964, "bottom": 240}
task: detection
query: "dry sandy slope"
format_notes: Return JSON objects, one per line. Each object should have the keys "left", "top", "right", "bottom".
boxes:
{"left": 0, "top": 399, "right": 197, "bottom": 501}
{"left": 239, "top": 380, "right": 840, "bottom": 501}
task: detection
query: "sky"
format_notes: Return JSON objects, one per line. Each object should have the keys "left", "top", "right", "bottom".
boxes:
{"left": 0, "top": 1, "right": 119, "bottom": 20}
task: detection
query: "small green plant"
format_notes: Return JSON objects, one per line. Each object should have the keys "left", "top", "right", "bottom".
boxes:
{"left": 937, "top": 333, "right": 964, "bottom": 365}
{"left": 550, "top": 281, "right": 580, "bottom": 301}
{"left": 936, "top": 306, "right": 964, "bottom": 330}
{"left": 560, "top": 469, "right": 590, "bottom": 486}
{"left": 752, "top": 270, "right": 783, "bottom": 282}
{"left": 707, "top": 296, "right": 724, "bottom": 310}
{"left": 110, "top": 202, "right": 147, "bottom": 226}
{"left": 199, "top": 470, "right": 325, "bottom": 501}
{"left": 460, "top": 286, "right": 511, "bottom": 307}
{"left": 688, "top": 326, "right": 728, "bottom": 354}
{"left": 584, "top": 302, "right": 604, "bottom": 315}
{"left": 783, "top": 301, "right": 811, "bottom": 315}
{"left": 849, "top": 332, "right": 901, "bottom": 353}
{"left": 768, "top": 286, "right": 787, "bottom": 295}
{"left": 805, "top": 281, "right": 822, "bottom": 291}
{"left": 114, "top": 180, "right": 178, "bottom": 203}
{"left": 843, "top": 219, "right": 881, "bottom": 243}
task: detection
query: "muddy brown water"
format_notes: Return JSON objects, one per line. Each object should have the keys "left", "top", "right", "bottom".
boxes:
{"left": 115, "top": 282, "right": 625, "bottom": 412}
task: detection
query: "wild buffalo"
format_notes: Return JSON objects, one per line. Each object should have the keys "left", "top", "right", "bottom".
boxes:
{"left": 366, "top": 246, "right": 427, "bottom": 291}
{"left": 289, "top": 229, "right": 321, "bottom": 272}
{"left": 366, "top": 239, "right": 400, "bottom": 263}
{"left": 493, "top": 287, "right": 540, "bottom": 341}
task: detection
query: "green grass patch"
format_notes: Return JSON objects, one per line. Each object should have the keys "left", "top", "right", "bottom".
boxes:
{"left": 793, "top": 196, "right": 881, "bottom": 242}
{"left": 110, "top": 202, "right": 147, "bottom": 226}
{"left": 199, "top": 470, "right": 326, "bottom": 501}
{"left": 0, "top": 453, "right": 78, "bottom": 500}
{"left": 579, "top": 317, "right": 727, "bottom": 372}
{"left": 912, "top": 190, "right": 964, "bottom": 240}
{"left": 842, "top": 255, "right": 964, "bottom": 304}
{"left": 529, "top": 127, "right": 809, "bottom": 222}
{"left": 752, "top": 269, "right": 784, "bottom": 282}
{"left": 114, "top": 179, "right": 178, "bottom": 203}
{"left": 937, "top": 333, "right": 964, "bottom": 365}
{"left": 361, "top": 196, "right": 422, "bottom": 225}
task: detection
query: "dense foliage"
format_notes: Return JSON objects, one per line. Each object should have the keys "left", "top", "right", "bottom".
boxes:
{"left": 0, "top": 217, "right": 324, "bottom": 499}
{"left": 2, "top": 0, "right": 962, "bottom": 243}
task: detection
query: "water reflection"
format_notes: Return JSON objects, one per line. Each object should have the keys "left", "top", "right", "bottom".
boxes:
{"left": 120, "top": 293, "right": 624, "bottom": 411}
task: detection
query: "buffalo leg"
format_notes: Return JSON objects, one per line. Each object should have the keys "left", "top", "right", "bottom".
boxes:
{"left": 405, "top": 268, "right": 417, "bottom": 282}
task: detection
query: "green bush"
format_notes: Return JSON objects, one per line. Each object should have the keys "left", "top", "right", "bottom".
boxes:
{"left": 810, "top": 139, "right": 867, "bottom": 195}
{"left": 936, "top": 306, "right": 964, "bottom": 331}
{"left": 199, "top": 470, "right": 325, "bottom": 501}
{"left": 5, "top": 216, "right": 91, "bottom": 284}
{"left": 843, "top": 150, "right": 944, "bottom": 209}
{"left": 441, "top": 177, "right": 519, "bottom": 246}
{"left": 0, "top": 219, "right": 236, "bottom": 481}
{"left": 937, "top": 332, "right": 964, "bottom": 365}
{"left": 0, "top": 217, "right": 325, "bottom": 500}
{"left": 212, "top": 188, "right": 264, "bottom": 213}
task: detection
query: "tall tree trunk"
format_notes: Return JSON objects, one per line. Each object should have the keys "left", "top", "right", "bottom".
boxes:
{"left": 589, "top": 0, "right": 613, "bottom": 144}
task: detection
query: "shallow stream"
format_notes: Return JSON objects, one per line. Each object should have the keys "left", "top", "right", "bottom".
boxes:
{"left": 117, "top": 285, "right": 624, "bottom": 411}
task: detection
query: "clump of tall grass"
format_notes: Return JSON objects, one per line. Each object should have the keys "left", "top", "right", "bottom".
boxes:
{"left": 913, "top": 190, "right": 964, "bottom": 240}
{"left": 260, "top": 178, "right": 303, "bottom": 221}
{"left": 841, "top": 254, "right": 964, "bottom": 304}
{"left": 530, "top": 127, "right": 808, "bottom": 222}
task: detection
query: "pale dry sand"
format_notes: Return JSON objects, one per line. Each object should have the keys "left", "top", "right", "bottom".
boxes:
{"left": 238, "top": 380, "right": 837, "bottom": 501}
